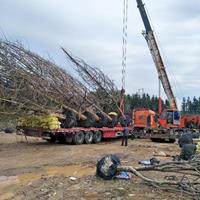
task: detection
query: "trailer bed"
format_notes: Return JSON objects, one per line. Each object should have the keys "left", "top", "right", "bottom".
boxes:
{"left": 17, "top": 126, "right": 133, "bottom": 145}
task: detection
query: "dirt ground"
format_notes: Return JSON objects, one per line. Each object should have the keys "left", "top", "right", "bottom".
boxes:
{"left": 0, "top": 132, "right": 190, "bottom": 200}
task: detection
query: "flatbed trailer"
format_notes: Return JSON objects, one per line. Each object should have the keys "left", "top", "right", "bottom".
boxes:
{"left": 150, "top": 128, "right": 200, "bottom": 143}
{"left": 17, "top": 126, "right": 133, "bottom": 145}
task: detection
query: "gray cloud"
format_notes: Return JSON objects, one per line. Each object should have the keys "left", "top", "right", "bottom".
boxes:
{"left": 1, "top": 0, "right": 200, "bottom": 109}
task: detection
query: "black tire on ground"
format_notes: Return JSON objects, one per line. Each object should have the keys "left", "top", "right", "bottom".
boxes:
{"left": 96, "top": 155, "right": 121, "bottom": 180}
{"left": 73, "top": 131, "right": 84, "bottom": 145}
{"left": 4, "top": 128, "right": 14, "bottom": 134}
{"left": 84, "top": 131, "right": 94, "bottom": 144}
{"left": 180, "top": 144, "right": 197, "bottom": 160}
{"left": 178, "top": 133, "right": 193, "bottom": 148}
{"left": 93, "top": 131, "right": 102, "bottom": 143}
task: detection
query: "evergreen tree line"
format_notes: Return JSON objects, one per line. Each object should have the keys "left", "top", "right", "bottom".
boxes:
{"left": 124, "top": 93, "right": 170, "bottom": 114}
{"left": 102, "top": 91, "right": 200, "bottom": 115}
{"left": 182, "top": 97, "right": 200, "bottom": 115}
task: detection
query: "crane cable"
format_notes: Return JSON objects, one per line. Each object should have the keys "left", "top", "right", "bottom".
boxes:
{"left": 119, "top": 0, "right": 129, "bottom": 116}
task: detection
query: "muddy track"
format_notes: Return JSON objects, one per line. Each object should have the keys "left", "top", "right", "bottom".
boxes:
{"left": 0, "top": 133, "right": 189, "bottom": 200}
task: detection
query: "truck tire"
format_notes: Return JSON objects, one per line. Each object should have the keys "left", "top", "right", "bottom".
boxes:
{"left": 73, "top": 131, "right": 84, "bottom": 145}
{"left": 93, "top": 131, "right": 102, "bottom": 143}
{"left": 46, "top": 135, "right": 56, "bottom": 143}
{"left": 84, "top": 131, "right": 93, "bottom": 144}
{"left": 151, "top": 138, "right": 163, "bottom": 142}
{"left": 168, "top": 138, "right": 175, "bottom": 143}
{"left": 65, "top": 134, "right": 73, "bottom": 143}
{"left": 180, "top": 144, "right": 197, "bottom": 160}
{"left": 57, "top": 133, "right": 66, "bottom": 144}
{"left": 96, "top": 155, "right": 121, "bottom": 180}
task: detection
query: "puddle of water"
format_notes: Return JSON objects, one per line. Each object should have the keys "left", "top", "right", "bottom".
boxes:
{"left": 45, "top": 165, "right": 95, "bottom": 177}
{"left": 0, "top": 192, "right": 14, "bottom": 200}
{"left": 0, "top": 164, "right": 95, "bottom": 199}
{"left": 0, "top": 173, "right": 42, "bottom": 200}
{"left": 0, "top": 180, "right": 21, "bottom": 200}
{"left": 18, "top": 172, "right": 42, "bottom": 185}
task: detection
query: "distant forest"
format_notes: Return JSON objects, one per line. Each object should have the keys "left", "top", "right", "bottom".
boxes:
{"left": 123, "top": 93, "right": 170, "bottom": 114}
{"left": 181, "top": 97, "right": 200, "bottom": 115}
{"left": 120, "top": 94, "right": 200, "bottom": 115}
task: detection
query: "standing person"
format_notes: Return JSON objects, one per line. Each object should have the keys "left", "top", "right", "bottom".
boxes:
{"left": 147, "top": 114, "right": 151, "bottom": 128}
{"left": 121, "top": 125, "right": 129, "bottom": 146}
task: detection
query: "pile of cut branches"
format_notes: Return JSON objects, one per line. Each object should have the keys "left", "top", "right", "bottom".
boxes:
{"left": 118, "top": 154, "right": 200, "bottom": 198}
{"left": 0, "top": 39, "right": 118, "bottom": 127}
{"left": 61, "top": 47, "right": 119, "bottom": 112}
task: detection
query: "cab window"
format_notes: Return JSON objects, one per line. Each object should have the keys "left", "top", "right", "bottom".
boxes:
{"left": 173, "top": 111, "right": 180, "bottom": 120}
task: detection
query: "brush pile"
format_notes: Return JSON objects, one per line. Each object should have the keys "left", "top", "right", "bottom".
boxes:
{"left": 0, "top": 40, "right": 119, "bottom": 128}
{"left": 97, "top": 154, "right": 200, "bottom": 198}
{"left": 61, "top": 47, "right": 118, "bottom": 109}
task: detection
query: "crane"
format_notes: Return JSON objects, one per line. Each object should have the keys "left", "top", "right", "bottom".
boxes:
{"left": 136, "top": 0, "right": 177, "bottom": 112}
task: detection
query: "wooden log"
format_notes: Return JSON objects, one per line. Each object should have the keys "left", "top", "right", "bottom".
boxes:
{"left": 85, "top": 109, "right": 100, "bottom": 121}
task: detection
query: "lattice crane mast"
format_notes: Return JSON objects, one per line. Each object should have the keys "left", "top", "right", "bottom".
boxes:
{"left": 136, "top": 0, "right": 177, "bottom": 112}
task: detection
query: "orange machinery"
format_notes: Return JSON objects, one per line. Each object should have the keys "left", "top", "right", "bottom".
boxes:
{"left": 133, "top": 108, "right": 157, "bottom": 129}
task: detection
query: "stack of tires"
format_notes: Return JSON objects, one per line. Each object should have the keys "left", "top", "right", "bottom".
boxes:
{"left": 178, "top": 133, "right": 197, "bottom": 160}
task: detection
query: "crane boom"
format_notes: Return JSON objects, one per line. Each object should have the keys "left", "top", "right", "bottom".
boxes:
{"left": 136, "top": 0, "right": 177, "bottom": 110}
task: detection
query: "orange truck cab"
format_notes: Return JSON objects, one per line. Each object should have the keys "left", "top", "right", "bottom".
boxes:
{"left": 159, "top": 109, "right": 183, "bottom": 129}
{"left": 132, "top": 108, "right": 158, "bottom": 129}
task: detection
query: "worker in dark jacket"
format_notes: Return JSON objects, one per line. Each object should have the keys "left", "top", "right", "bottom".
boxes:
{"left": 121, "top": 126, "right": 129, "bottom": 146}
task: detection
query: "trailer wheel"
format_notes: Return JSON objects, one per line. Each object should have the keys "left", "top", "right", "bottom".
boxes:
{"left": 73, "top": 131, "right": 84, "bottom": 145}
{"left": 169, "top": 138, "right": 175, "bottom": 143}
{"left": 93, "top": 131, "right": 102, "bottom": 143}
{"left": 46, "top": 135, "right": 56, "bottom": 143}
{"left": 151, "top": 138, "right": 163, "bottom": 142}
{"left": 65, "top": 134, "right": 73, "bottom": 144}
{"left": 58, "top": 133, "right": 66, "bottom": 144}
{"left": 84, "top": 131, "right": 93, "bottom": 144}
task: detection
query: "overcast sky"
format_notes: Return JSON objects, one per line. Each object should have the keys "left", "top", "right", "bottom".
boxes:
{"left": 1, "top": 0, "right": 200, "bottom": 109}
